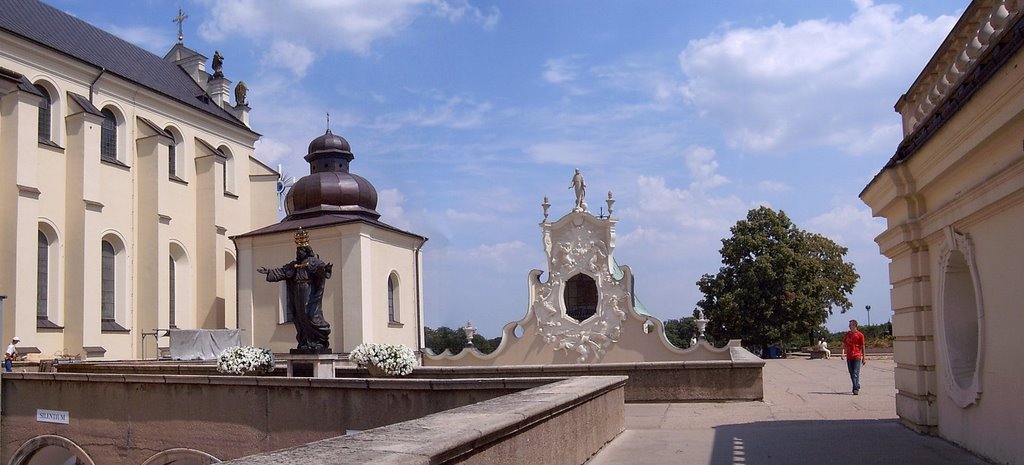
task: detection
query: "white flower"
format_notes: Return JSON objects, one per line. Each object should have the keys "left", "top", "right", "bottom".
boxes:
{"left": 350, "top": 343, "right": 417, "bottom": 376}
{"left": 216, "top": 346, "right": 275, "bottom": 375}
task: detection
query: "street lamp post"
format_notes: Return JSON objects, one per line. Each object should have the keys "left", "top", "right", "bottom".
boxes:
{"left": 866, "top": 305, "right": 871, "bottom": 326}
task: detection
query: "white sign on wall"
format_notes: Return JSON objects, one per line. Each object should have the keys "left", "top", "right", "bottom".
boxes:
{"left": 36, "top": 409, "right": 69, "bottom": 425}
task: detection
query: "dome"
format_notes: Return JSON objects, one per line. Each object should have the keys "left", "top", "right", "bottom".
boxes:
{"left": 284, "top": 130, "right": 380, "bottom": 220}
{"left": 306, "top": 129, "right": 351, "bottom": 159}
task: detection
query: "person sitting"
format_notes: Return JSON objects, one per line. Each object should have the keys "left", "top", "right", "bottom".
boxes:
{"left": 818, "top": 339, "right": 831, "bottom": 359}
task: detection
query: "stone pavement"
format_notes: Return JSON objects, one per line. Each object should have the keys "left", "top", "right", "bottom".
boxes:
{"left": 587, "top": 357, "right": 994, "bottom": 465}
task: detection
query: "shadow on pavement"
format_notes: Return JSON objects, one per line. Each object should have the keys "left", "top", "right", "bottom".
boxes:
{"left": 710, "top": 419, "right": 993, "bottom": 465}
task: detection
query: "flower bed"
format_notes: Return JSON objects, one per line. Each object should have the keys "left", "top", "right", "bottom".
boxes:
{"left": 350, "top": 343, "right": 417, "bottom": 376}
{"left": 217, "top": 346, "right": 275, "bottom": 375}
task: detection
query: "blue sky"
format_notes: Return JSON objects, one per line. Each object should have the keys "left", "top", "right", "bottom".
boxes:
{"left": 51, "top": 0, "right": 966, "bottom": 337}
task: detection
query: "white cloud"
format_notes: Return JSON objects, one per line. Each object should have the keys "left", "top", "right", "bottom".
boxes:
{"left": 253, "top": 137, "right": 292, "bottom": 164}
{"left": 524, "top": 141, "right": 606, "bottom": 166}
{"left": 757, "top": 180, "right": 792, "bottom": 192}
{"left": 683, "top": 146, "right": 729, "bottom": 190}
{"left": 679, "top": 1, "right": 958, "bottom": 155}
{"left": 377, "top": 188, "right": 411, "bottom": 229}
{"left": 374, "top": 95, "right": 493, "bottom": 130}
{"left": 543, "top": 57, "right": 579, "bottom": 84}
{"left": 431, "top": 0, "right": 500, "bottom": 30}
{"left": 199, "top": 0, "right": 498, "bottom": 61}
{"left": 804, "top": 201, "right": 885, "bottom": 249}
{"left": 261, "top": 40, "right": 316, "bottom": 77}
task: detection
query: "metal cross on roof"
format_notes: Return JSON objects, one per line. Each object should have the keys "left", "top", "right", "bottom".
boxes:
{"left": 173, "top": 8, "right": 189, "bottom": 44}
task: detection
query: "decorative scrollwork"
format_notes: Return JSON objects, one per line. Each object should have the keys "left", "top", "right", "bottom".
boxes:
{"left": 531, "top": 208, "right": 629, "bottom": 363}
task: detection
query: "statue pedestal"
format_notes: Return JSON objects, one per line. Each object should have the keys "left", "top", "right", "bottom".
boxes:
{"left": 281, "top": 353, "right": 336, "bottom": 378}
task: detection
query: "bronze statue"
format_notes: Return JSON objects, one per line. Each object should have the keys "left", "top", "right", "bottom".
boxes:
{"left": 258, "top": 229, "right": 333, "bottom": 352}
{"left": 234, "top": 80, "right": 248, "bottom": 106}
{"left": 212, "top": 50, "right": 224, "bottom": 78}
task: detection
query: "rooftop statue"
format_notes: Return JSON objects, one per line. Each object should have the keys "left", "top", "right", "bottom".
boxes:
{"left": 258, "top": 229, "right": 333, "bottom": 352}
{"left": 569, "top": 168, "right": 587, "bottom": 211}
{"left": 212, "top": 50, "right": 224, "bottom": 78}
{"left": 234, "top": 80, "right": 248, "bottom": 106}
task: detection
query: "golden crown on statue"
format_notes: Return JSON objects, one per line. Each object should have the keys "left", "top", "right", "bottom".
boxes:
{"left": 294, "top": 228, "right": 310, "bottom": 247}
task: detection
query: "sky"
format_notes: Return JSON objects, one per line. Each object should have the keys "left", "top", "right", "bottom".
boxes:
{"left": 50, "top": 0, "right": 967, "bottom": 338}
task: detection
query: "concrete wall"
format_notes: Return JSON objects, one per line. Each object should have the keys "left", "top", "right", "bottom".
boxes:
{"left": 860, "top": 3, "right": 1024, "bottom": 463}
{"left": 1, "top": 373, "right": 555, "bottom": 464}
{"left": 389, "top": 352, "right": 762, "bottom": 402}
{"left": 218, "top": 376, "right": 626, "bottom": 465}
{"left": 54, "top": 351, "right": 764, "bottom": 403}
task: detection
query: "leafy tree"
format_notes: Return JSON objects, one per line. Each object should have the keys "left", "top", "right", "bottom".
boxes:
{"left": 663, "top": 317, "right": 698, "bottom": 349}
{"left": 424, "top": 326, "right": 467, "bottom": 355}
{"left": 695, "top": 207, "right": 859, "bottom": 356}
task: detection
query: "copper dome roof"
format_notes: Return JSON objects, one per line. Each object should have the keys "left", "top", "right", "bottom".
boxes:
{"left": 284, "top": 130, "right": 380, "bottom": 220}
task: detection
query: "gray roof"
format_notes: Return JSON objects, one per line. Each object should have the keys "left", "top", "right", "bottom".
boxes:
{"left": 0, "top": 0, "right": 251, "bottom": 132}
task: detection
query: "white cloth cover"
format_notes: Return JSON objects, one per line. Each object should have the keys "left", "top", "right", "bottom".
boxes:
{"left": 169, "top": 329, "right": 241, "bottom": 360}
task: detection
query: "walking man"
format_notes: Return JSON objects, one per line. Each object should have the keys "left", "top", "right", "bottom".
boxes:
{"left": 841, "top": 320, "right": 866, "bottom": 394}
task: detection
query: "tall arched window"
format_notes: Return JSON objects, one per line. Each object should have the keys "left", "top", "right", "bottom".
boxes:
{"left": 388, "top": 274, "right": 399, "bottom": 323}
{"left": 219, "top": 145, "right": 236, "bottom": 194}
{"left": 168, "top": 256, "right": 176, "bottom": 327}
{"left": 101, "top": 240, "right": 116, "bottom": 321}
{"left": 100, "top": 108, "right": 117, "bottom": 161}
{"left": 168, "top": 140, "right": 177, "bottom": 176}
{"left": 35, "top": 84, "right": 51, "bottom": 141}
{"left": 37, "top": 231, "right": 49, "bottom": 319}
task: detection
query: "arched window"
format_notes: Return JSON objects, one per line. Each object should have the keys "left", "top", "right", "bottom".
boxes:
{"left": 168, "top": 256, "right": 176, "bottom": 327}
{"left": 101, "top": 240, "right": 116, "bottom": 321}
{"left": 165, "top": 127, "right": 182, "bottom": 179}
{"left": 168, "top": 140, "right": 177, "bottom": 176}
{"left": 388, "top": 274, "right": 399, "bottom": 323}
{"left": 219, "top": 145, "right": 236, "bottom": 194}
{"left": 34, "top": 84, "right": 51, "bottom": 141}
{"left": 37, "top": 231, "right": 49, "bottom": 319}
{"left": 100, "top": 108, "right": 117, "bottom": 161}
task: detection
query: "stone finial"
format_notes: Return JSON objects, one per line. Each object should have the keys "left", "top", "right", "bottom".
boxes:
{"left": 606, "top": 191, "right": 615, "bottom": 218}
{"left": 542, "top": 196, "right": 551, "bottom": 222}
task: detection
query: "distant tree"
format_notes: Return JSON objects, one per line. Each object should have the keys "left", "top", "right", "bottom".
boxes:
{"left": 663, "top": 317, "right": 698, "bottom": 349}
{"left": 695, "top": 207, "right": 859, "bottom": 357}
{"left": 424, "top": 326, "right": 467, "bottom": 355}
{"left": 470, "top": 334, "right": 503, "bottom": 354}
{"left": 424, "top": 326, "right": 503, "bottom": 355}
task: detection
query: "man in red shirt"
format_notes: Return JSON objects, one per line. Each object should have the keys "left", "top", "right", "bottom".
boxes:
{"left": 841, "top": 319, "right": 867, "bottom": 395}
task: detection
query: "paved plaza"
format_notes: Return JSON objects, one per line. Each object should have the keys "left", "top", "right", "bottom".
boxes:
{"left": 588, "top": 357, "right": 995, "bottom": 465}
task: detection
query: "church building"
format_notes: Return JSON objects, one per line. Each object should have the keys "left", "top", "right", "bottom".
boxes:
{"left": 0, "top": 0, "right": 279, "bottom": 360}
{"left": 861, "top": 1, "right": 1024, "bottom": 463}
{"left": 234, "top": 130, "right": 428, "bottom": 355}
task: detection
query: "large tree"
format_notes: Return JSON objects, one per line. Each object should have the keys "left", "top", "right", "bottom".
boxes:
{"left": 696, "top": 207, "right": 859, "bottom": 354}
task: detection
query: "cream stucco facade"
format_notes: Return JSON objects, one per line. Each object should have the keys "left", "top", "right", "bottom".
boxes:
{"left": 0, "top": 1, "right": 278, "bottom": 360}
{"left": 861, "top": 1, "right": 1024, "bottom": 463}
{"left": 235, "top": 222, "right": 426, "bottom": 354}
{"left": 234, "top": 127, "right": 427, "bottom": 355}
